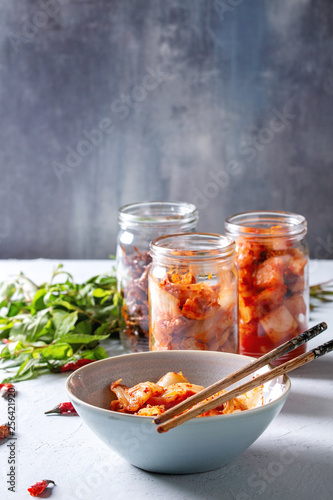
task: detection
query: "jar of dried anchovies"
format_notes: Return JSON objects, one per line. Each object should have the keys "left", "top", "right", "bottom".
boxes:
{"left": 116, "top": 202, "right": 198, "bottom": 352}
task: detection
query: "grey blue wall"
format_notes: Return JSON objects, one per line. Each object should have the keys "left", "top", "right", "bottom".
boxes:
{"left": 0, "top": 0, "right": 332, "bottom": 259}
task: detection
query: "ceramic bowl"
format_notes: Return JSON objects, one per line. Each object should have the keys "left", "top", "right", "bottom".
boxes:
{"left": 66, "top": 350, "right": 290, "bottom": 474}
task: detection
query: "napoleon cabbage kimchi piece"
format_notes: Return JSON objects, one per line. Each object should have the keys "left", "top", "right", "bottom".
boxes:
{"left": 149, "top": 270, "right": 237, "bottom": 352}
{"left": 110, "top": 372, "right": 263, "bottom": 416}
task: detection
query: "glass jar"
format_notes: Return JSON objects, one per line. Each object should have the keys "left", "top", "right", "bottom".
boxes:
{"left": 225, "top": 211, "right": 309, "bottom": 364}
{"left": 117, "top": 202, "right": 198, "bottom": 352}
{"left": 149, "top": 233, "right": 238, "bottom": 352}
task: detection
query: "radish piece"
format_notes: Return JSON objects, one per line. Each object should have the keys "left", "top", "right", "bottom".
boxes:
{"left": 254, "top": 257, "right": 285, "bottom": 288}
{"left": 284, "top": 294, "right": 306, "bottom": 317}
{"left": 288, "top": 254, "right": 307, "bottom": 276}
{"left": 257, "top": 285, "right": 287, "bottom": 313}
{"left": 259, "top": 305, "right": 298, "bottom": 344}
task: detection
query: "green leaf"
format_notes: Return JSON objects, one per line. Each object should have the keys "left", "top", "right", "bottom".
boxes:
{"left": 16, "top": 357, "right": 40, "bottom": 377}
{"left": 7, "top": 321, "right": 25, "bottom": 340}
{"left": 81, "top": 346, "right": 108, "bottom": 360}
{"left": 96, "top": 276, "right": 117, "bottom": 286}
{"left": 74, "top": 321, "right": 92, "bottom": 335}
{"left": 1, "top": 340, "right": 26, "bottom": 358}
{"left": 0, "top": 281, "right": 16, "bottom": 302}
{"left": 25, "top": 311, "right": 50, "bottom": 342}
{"left": 39, "top": 343, "right": 73, "bottom": 360}
{"left": 0, "top": 344, "right": 10, "bottom": 359}
{"left": 53, "top": 310, "right": 78, "bottom": 338}
{"left": 1, "top": 367, "right": 36, "bottom": 383}
{"left": 7, "top": 302, "right": 26, "bottom": 317}
{"left": 43, "top": 291, "right": 58, "bottom": 306}
{"left": 94, "top": 323, "right": 110, "bottom": 336}
{"left": 55, "top": 333, "right": 110, "bottom": 345}
{"left": 78, "top": 284, "right": 94, "bottom": 298}
{"left": 92, "top": 288, "right": 112, "bottom": 298}
{"left": 31, "top": 288, "right": 48, "bottom": 313}
{"left": 0, "top": 321, "right": 14, "bottom": 339}
{"left": 52, "top": 299, "right": 79, "bottom": 311}
{"left": 93, "top": 304, "right": 117, "bottom": 320}
{"left": 0, "top": 317, "right": 11, "bottom": 324}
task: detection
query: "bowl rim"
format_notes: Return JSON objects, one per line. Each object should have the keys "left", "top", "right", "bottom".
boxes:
{"left": 65, "top": 350, "right": 291, "bottom": 423}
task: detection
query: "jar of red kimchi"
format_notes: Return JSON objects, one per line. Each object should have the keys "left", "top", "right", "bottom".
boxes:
{"left": 225, "top": 211, "right": 309, "bottom": 364}
{"left": 149, "top": 233, "right": 238, "bottom": 352}
{"left": 117, "top": 202, "right": 198, "bottom": 352}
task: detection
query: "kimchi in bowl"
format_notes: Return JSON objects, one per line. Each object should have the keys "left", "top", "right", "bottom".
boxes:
{"left": 66, "top": 350, "right": 290, "bottom": 474}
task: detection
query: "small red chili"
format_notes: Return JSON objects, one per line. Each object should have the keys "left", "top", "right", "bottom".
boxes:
{"left": 28, "top": 479, "right": 55, "bottom": 497}
{"left": 60, "top": 358, "right": 95, "bottom": 372}
{"left": 0, "top": 423, "right": 10, "bottom": 440}
{"left": 0, "top": 383, "right": 15, "bottom": 398}
{"left": 45, "top": 402, "right": 78, "bottom": 415}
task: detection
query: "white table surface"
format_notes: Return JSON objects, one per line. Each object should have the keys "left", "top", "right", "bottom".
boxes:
{"left": 0, "top": 259, "right": 332, "bottom": 500}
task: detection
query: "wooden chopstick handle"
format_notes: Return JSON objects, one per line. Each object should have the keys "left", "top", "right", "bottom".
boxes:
{"left": 156, "top": 337, "right": 333, "bottom": 433}
{"left": 154, "top": 322, "right": 327, "bottom": 426}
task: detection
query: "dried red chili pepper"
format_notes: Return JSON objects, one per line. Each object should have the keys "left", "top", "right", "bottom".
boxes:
{"left": 45, "top": 402, "right": 78, "bottom": 415}
{"left": 0, "top": 423, "right": 10, "bottom": 440}
{"left": 60, "top": 358, "right": 95, "bottom": 372}
{"left": 0, "top": 383, "right": 15, "bottom": 399}
{"left": 28, "top": 479, "right": 55, "bottom": 497}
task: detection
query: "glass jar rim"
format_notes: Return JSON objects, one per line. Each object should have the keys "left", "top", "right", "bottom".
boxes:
{"left": 225, "top": 211, "right": 307, "bottom": 238}
{"left": 118, "top": 201, "right": 199, "bottom": 228}
{"left": 150, "top": 233, "right": 235, "bottom": 261}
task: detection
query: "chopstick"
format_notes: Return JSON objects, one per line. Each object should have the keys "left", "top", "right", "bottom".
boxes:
{"left": 156, "top": 337, "right": 333, "bottom": 433}
{"left": 154, "top": 322, "right": 327, "bottom": 428}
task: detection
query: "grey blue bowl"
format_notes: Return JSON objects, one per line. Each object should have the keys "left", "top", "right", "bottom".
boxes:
{"left": 66, "top": 350, "right": 290, "bottom": 474}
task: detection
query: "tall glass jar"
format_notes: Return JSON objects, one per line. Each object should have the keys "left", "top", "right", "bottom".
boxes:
{"left": 225, "top": 211, "right": 309, "bottom": 364}
{"left": 117, "top": 202, "right": 198, "bottom": 352}
{"left": 149, "top": 233, "right": 238, "bottom": 352}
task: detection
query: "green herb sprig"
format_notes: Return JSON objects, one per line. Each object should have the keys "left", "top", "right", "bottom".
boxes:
{"left": 310, "top": 279, "right": 333, "bottom": 312}
{"left": 0, "top": 264, "right": 120, "bottom": 383}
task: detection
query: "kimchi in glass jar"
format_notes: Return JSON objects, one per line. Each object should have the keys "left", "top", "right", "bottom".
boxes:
{"left": 117, "top": 202, "right": 198, "bottom": 352}
{"left": 225, "top": 211, "right": 309, "bottom": 364}
{"left": 149, "top": 233, "right": 238, "bottom": 352}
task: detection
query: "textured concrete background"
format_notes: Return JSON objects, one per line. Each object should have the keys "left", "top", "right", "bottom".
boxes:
{"left": 0, "top": 0, "right": 332, "bottom": 259}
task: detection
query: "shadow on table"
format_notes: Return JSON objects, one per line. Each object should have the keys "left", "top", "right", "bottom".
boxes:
{"left": 31, "top": 490, "right": 53, "bottom": 499}
{"left": 281, "top": 391, "right": 333, "bottom": 418}
{"left": 288, "top": 357, "right": 333, "bottom": 381}
{"left": 141, "top": 444, "right": 332, "bottom": 500}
